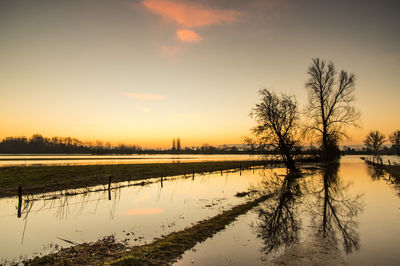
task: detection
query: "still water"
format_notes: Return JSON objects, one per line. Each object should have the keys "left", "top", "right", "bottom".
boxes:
{"left": 0, "top": 154, "right": 264, "bottom": 167}
{"left": 0, "top": 156, "right": 399, "bottom": 265}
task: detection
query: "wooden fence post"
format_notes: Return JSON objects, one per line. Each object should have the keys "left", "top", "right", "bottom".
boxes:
{"left": 17, "top": 185, "right": 22, "bottom": 218}
{"left": 108, "top": 177, "right": 112, "bottom": 200}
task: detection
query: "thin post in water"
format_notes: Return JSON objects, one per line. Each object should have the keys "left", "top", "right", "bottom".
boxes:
{"left": 108, "top": 177, "right": 112, "bottom": 200}
{"left": 17, "top": 185, "right": 22, "bottom": 218}
{"left": 108, "top": 176, "right": 112, "bottom": 191}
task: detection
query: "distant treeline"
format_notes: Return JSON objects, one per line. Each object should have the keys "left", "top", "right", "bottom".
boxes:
{"left": 0, "top": 134, "right": 253, "bottom": 154}
{"left": 341, "top": 146, "right": 399, "bottom": 156}
{"left": 0, "top": 134, "right": 141, "bottom": 154}
{"left": 1, "top": 134, "right": 398, "bottom": 155}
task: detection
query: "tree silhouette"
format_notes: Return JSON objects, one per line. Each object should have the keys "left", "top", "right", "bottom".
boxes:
{"left": 304, "top": 58, "right": 360, "bottom": 161}
{"left": 389, "top": 130, "right": 400, "bottom": 155}
{"left": 172, "top": 138, "right": 176, "bottom": 150}
{"left": 364, "top": 130, "right": 386, "bottom": 161}
{"left": 0, "top": 134, "right": 142, "bottom": 154}
{"left": 248, "top": 89, "right": 300, "bottom": 171}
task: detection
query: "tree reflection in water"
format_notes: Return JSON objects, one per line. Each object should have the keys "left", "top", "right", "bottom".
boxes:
{"left": 255, "top": 163, "right": 363, "bottom": 256}
{"left": 366, "top": 163, "right": 386, "bottom": 180}
{"left": 308, "top": 163, "right": 363, "bottom": 254}
{"left": 366, "top": 163, "right": 400, "bottom": 198}
{"left": 255, "top": 171, "right": 304, "bottom": 253}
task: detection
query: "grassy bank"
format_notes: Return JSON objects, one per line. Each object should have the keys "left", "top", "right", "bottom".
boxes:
{"left": 0, "top": 160, "right": 268, "bottom": 198}
{"left": 25, "top": 194, "right": 271, "bottom": 265}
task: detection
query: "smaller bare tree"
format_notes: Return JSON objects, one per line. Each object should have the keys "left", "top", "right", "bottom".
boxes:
{"left": 248, "top": 89, "right": 300, "bottom": 171}
{"left": 364, "top": 130, "right": 386, "bottom": 162}
{"left": 389, "top": 130, "right": 400, "bottom": 155}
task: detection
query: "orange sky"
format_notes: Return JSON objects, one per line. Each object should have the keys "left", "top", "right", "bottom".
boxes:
{"left": 0, "top": 0, "right": 399, "bottom": 148}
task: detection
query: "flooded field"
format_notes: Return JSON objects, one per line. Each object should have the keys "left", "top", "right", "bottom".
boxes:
{"left": 0, "top": 166, "right": 269, "bottom": 264}
{"left": 0, "top": 156, "right": 399, "bottom": 265}
{"left": 0, "top": 154, "right": 265, "bottom": 167}
{"left": 177, "top": 156, "right": 400, "bottom": 266}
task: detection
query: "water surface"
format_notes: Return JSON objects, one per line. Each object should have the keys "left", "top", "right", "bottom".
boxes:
{"left": 0, "top": 167, "right": 269, "bottom": 264}
{"left": 0, "top": 154, "right": 265, "bottom": 167}
{"left": 1, "top": 156, "right": 399, "bottom": 265}
{"left": 176, "top": 156, "right": 400, "bottom": 265}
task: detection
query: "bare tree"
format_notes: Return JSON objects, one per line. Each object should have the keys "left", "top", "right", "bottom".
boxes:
{"left": 248, "top": 89, "right": 300, "bottom": 171}
{"left": 304, "top": 58, "right": 360, "bottom": 161}
{"left": 389, "top": 130, "right": 400, "bottom": 155}
{"left": 364, "top": 130, "right": 386, "bottom": 160}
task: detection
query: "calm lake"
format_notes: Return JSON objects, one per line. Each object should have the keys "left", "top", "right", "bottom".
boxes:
{"left": 0, "top": 155, "right": 399, "bottom": 265}
{"left": 0, "top": 154, "right": 265, "bottom": 167}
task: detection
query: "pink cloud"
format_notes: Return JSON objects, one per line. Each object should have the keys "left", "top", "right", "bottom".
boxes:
{"left": 176, "top": 29, "right": 202, "bottom": 42}
{"left": 120, "top": 208, "right": 163, "bottom": 216}
{"left": 142, "top": 0, "right": 240, "bottom": 28}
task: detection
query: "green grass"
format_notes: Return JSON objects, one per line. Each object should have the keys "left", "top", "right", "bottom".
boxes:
{"left": 0, "top": 160, "right": 267, "bottom": 198}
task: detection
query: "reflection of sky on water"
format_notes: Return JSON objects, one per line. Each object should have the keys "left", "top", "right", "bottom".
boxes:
{"left": 176, "top": 156, "right": 400, "bottom": 266}
{"left": 120, "top": 208, "right": 163, "bottom": 216}
{"left": 0, "top": 154, "right": 267, "bottom": 167}
{"left": 0, "top": 167, "right": 266, "bottom": 264}
{"left": 1, "top": 155, "right": 400, "bottom": 265}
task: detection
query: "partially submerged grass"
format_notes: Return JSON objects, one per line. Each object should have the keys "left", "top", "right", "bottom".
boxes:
{"left": 362, "top": 158, "right": 400, "bottom": 179}
{"left": 24, "top": 194, "right": 271, "bottom": 265}
{"left": 0, "top": 160, "right": 267, "bottom": 198}
{"left": 110, "top": 193, "right": 271, "bottom": 265}
{"left": 24, "top": 235, "right": 127, "bottom": 266}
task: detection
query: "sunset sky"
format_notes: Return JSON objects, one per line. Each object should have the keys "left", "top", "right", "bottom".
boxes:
{"left": 1, "top": 0, "right": 399, "bottom": 148}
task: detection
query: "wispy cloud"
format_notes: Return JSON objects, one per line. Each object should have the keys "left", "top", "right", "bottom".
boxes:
{"left": 123, "top": 93, "right": 165, "bottom": 101}
{"left": 135, "top": 104, "right": 151, "bottom": 113}
{"left": 142, "top": 0, "right": 240, "bottom": 28}
{"left": 160, "top": 44, "right": 182, "bottom": 57}
{"left": 176, "top": 29, "right": 202, "bottom": 42}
